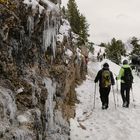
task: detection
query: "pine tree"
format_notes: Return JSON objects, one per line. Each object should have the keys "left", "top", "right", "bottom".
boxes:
{"left": 87, "top": 42, "right": 94, "bottom": 53}
{"left": 99, "top": 43, "right": 107, "bottom": 47}
{"left": 79, "top": 14, "right": 89, "bottom": 43}
{"left": 131, "top": 37, "right": 140, "bottom": 55}
{"left": 105, "top": 38, "right": 126, "bottom": 64}
{"left": 66, "top": 0, "right": 90, "bottom": 46}
{"left": 67, "top": 0, "right": 81, "bottom": 34}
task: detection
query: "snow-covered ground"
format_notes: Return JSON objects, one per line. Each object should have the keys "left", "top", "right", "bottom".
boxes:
{"left": 70, "top": 47, "right": 140, "bottom": 140}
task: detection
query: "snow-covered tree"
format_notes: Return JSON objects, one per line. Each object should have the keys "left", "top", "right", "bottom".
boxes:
{"left": 105, "top": 38, "right": 126, "bottom": 64}
{"left": 130, "top": 37, "right": 140, "bottom": 55}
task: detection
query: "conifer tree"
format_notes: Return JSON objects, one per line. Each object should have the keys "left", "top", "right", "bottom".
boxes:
{"left": 67, "top": 0, "right": 81, "bottom": 34}
{"left": 105, "top": 38, "right": 126, "bottom": 64}
{"left": 66, "top": 0, "right": 90, "bottom": 46}
{"left": 130, "top": 37, "right": 140, "bottom": 55}
{"left": 79, "top": 14, "right": 89, "bottom": 43}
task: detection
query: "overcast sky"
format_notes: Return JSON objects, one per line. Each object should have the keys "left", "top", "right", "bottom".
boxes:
{"left": 62, "top": 0, "right": 140, "bottom": 44}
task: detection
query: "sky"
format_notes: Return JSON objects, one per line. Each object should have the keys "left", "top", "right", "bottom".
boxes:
{"left": 62, "top": 0, "right": 140, "bottom": 44}
{"left": 70, "top": 45, "right": 140, "bottom": 140}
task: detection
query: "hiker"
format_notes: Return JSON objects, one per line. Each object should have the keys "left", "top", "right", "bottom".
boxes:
{"left": 94, "top": 63, "right": 115, "bottom": 109}
{"left": 99, "top": 55, "right": 103, "bottom": 62}
{"left": 103, "top": 53, "right": 106, "bottom": 59}
{"left": 85, "top": 55, "right": 88, "bottom": 65}
{"left": 97, "top": 52, "right": 100, "bottom": 61}
{"left": 116, "top": 60, "right": 133, "bottom": 108}
{"left": 137, "top": 65, "right": 140, "bottom": 76}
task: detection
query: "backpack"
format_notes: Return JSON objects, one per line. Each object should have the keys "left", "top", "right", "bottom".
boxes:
{"left": 101, "top": 70, "right": 111, "bottom": 87}
{"left": 122, "top": 67, "right": 133, "bottom": 86}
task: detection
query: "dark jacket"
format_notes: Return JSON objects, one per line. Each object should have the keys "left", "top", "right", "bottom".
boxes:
{"left": 94, "top": 67, "right": 115, "bottom": 87}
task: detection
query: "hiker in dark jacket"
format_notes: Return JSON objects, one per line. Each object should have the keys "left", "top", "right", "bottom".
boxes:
{"left": 116, "top": 60, "right": 133, "bottom": 108}
{"left": 94, "top": 63, "right": 115, "bottom": 109}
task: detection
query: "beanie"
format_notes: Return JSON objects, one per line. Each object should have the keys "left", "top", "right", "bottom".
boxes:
{"left": 123, "top": 60, "right": 128, "bottom": 65}
{"left": 103, "top": 63, "right": 109, "bottom": 68}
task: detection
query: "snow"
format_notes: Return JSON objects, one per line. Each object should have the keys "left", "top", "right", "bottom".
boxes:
{"left": 17, "top": 115, "right": 29, "bottom": 124}
{"left": 93, "top": 45, "right": 105, "bottom": 56}
{"left": 23, "top": 0, "right": 44, "bottom": 14}
{"left": 41, "top": 0, "right": 59, "bottom": 12}
{"left": 70, "top": 46, "right": 140, "bottom": 140}
{"left": 23, "top": 0, "right": 39, "bottom": 9}
{"left": 59, "top": 19, "right": 71, "bottom": 37}
{"left": 57, "top": 34, "right": 64, "bottom": 43}
{"left": 124, "top": 40, "right": 133, "bottom": 55}
{"left": 23, "top": 0, "right": 59, "bottom": 13}
{"left": 65, "top": 49, "right": 73, "bottom": 58}
{"left": 16, "top": 87, "right": 24, "bottom": 94}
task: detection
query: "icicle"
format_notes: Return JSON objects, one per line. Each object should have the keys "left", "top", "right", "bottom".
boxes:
{"left": 20, "top": 27, "right": 25, "bottom": 43}
{"left": 43, "top": 14, "right": 49, "bottom": 51}
{"left": 43, "top": 78, "right": 56, "bottom": 131}
{"left": 52, "top": 29, "right": 56, "bottom": 58}
{"left": 0, "top": 87, "right": 17, "bottom": 121}
{"left": 11, "top": 129, "right": 32, "bottom": 140}
{"left": 27, "top": 15, "right": 34, "bottom": 37}
{"left": 43, "top": 13, "right": 57, "bottom": 59}
{"left": 32, "top": 86, "right": 38, "bottom": 106}
{"left": 66, "top": 36, "right": 70, "bottom": 48}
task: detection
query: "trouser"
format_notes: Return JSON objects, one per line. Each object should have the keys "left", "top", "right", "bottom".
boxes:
{"left": 99, "top": 87, "right": 111, "bottom": 106}
{"left": 121, "top": 83, "right": 131, "bottom": 106}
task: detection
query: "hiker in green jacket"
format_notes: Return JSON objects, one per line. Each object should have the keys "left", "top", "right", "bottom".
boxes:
{"left": 116, "top": 60, "right": 133, "bottom": 108}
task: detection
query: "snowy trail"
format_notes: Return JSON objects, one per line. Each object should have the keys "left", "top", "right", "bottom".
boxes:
{"left": 70, "top": 56, "right": 140, "bottom": 140}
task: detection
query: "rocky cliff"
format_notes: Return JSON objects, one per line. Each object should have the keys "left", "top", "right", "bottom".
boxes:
{"left": 0, "top": 0, "right": 87, "bottom": 139}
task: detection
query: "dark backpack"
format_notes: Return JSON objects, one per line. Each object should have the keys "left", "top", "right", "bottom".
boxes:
{"left": 122, "top": 67, "right": 133, "bottom": 85}
{"left": 101, "top": 70, "right": 111, "bottom": 87}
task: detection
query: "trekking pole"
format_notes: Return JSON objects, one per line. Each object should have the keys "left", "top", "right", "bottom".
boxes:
{"left": 131, "top": 87, "right": 136, "bottom": 108}
{"left": 114, "top": 73, "right": 119, "bottom": 107}
{"left": 112, "top": 86, "right": 117, "bottom": 109}
{"left": 116, "top": 80, "right": 119, "bottom": 107}
{"left": 93, "top": 83, "right": 96, "bottom": 110}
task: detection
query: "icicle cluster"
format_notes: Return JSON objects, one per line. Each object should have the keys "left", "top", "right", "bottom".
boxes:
{"left": 0, "top": 86, "right": 17, "bottom": 121}
{"left": 43, "top": 12, "right": 59, "bottom": 58}
{"left": 44, "top": 78, "right": 56, "bottom": 131}
{"left": 27, "top": 15, "right": 34, "bottom": 37}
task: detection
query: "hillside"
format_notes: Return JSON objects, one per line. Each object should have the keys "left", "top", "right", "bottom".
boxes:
{"left": 0, "top": 0, "right": 88, "bottom": 139}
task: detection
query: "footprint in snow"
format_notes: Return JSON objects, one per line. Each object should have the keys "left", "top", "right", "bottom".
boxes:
{"left": 85, "top": 136, "right": 90, "bottom": 138}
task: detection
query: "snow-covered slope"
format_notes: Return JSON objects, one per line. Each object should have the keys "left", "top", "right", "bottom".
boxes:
{"left": 70, "top": 46, "right": 140, "bottom": 140}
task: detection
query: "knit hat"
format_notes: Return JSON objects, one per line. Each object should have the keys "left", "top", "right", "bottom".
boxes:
{"left": 103, "top": 62, "right": 109, "bottom": 68}
{"left": 123, "top": 60, "right": 128, "bottom": 65}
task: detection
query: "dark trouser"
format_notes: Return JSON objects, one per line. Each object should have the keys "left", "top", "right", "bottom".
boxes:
{"left": 121, "top": 83, "right": 131, "bottom": 106}
{"left": 99, "top": 87, "right": 111, "bottom": 107}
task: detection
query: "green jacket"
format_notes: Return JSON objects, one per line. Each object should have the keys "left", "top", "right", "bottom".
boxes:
{"left": 117, "top": 64, "right": 133, "bottom": 83}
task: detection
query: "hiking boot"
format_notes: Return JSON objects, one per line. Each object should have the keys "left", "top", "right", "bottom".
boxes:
{"left": 105, "top": 105, "right": 108, "bottom": 109}
{"left": 102, "top": 104, "right": 108, "bottom": 109}
{"left": 122, "top": 102, "right": 127, "bottom": 107}
{"left": 102, "top": 105, "right": 106, "bottom": 109}
{"left": 125, "top": 103, "right": 129, "bottom": 108}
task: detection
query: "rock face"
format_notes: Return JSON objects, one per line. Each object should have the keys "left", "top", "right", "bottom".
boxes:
{"left": 0, "top": 0, "right": 87, "bottom": 139}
